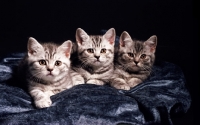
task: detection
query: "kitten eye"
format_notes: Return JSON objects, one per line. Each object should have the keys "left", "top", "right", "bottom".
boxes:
{"left": 128, "top": 53, "right": 134, "bottom": 57}
{"left": 87, "top": 48, "right": 94, "bottom": 53}
{"left": 55, "top": 61, "right": 62, "bottom": 66}
{"left": 100, "top": 48, "right": 106, "bottom": 53}
{"left": 140, "top": 54, "right": 146, "bottom": 59}
{"left": 39, "top": 60, "right": 46, "bottom": 65}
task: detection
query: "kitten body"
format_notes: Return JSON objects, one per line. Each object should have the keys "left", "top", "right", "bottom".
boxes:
{"left": 18, "top": 37, "right": 76, "bottom": 108}
{"left": 71, "top": 28, "right": 116, "bottom": 85}
{"left": 111, "top": 31, "right": 157, "bottom": 90}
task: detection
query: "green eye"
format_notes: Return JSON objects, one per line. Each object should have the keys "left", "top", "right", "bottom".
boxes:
{"left": 128, "top": 53, "right": 134, "bottom": 57}
{"left": 39, "top": 60, "right": 46, "bottom": 65}
{"left": 55, "top": 61, "right": 62, "bottom": 66}
{"left": 100, "top": 48, "right": 106, "bottom": 53}
{"left": 140, "top": 54, "right": 146, "bottom": 59}
{"left": 87, "top": 48, "right": 94, "bottom": 53}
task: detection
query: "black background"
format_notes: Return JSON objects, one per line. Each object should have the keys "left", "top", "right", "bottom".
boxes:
{"left": 0, "top": 0, "right": 198, "bottom": 125}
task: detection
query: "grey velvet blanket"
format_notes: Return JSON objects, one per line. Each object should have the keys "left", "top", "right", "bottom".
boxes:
{"left": 0, "top": 53, "right": 191, "bottom": 125}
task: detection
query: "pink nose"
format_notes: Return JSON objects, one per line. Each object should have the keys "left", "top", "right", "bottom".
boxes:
{"left": 94, "top": 56, "right": 100, "bottom": 60}
{"left": 134, "top": 61, "right": 139, "bottom": 65}
{"left": 47, "top": 68, "right": 53, "bottom": 72}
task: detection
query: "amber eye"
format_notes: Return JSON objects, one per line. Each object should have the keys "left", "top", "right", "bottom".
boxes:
{"left": 55, "top": 61, "right": 62, "bottom": 66}
{"left": 140, "top": 54, "right": 146, "bottom": 59}
{"left": 87, "top": 48, "right": 94, "bottom": 53}
{"left": 39, "top": 60, "right": 46, "bottom": 65}
{"left": 128, "top": 53, "right": 134, "bottom": 57}
{"left": 100, "top": 48, "right": 106, "bottom": 53}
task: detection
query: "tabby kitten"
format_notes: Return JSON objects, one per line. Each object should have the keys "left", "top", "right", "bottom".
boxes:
{"left": 18, "top": 37, "right": 74, "bottom": 108}
{"left": 111, "top": 31, "right": 157, "bottom": 90}
{"left": 70, "top": 28, "right": 116, "bottom": 85}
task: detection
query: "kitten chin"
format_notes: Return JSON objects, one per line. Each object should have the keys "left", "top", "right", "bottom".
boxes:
{"left": 111, "top": 31, "right": 157, "bottom": 90}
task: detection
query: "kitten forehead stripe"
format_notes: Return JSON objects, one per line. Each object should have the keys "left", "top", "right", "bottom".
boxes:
{"left": 91, "top": 36, "right": 102, "bottom": 47}
{"left": 134, "top": 41, "right": 144, "bottom": 53}
{"left": 44, "top": 44, "right": 57, "bottom": 59}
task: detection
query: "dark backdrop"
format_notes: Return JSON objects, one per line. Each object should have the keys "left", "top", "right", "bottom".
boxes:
{"left": 0, "top": 0, "right": 198, "bottom": 125}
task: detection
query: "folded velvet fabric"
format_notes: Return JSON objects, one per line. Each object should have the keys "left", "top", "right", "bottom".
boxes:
{"left": 0, "top": 53, "right": 191, "bottom": 125}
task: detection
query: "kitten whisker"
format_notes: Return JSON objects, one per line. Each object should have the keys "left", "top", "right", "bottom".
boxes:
{"left": 80, "top": 59, "right": 89, "bottom": 69}
{"left": 30, "top": 72, "right": 42, "bottom": 78}
{"left": 28, "top": 71, "right": 44, "bottom": 82}
{"left": 142, "top": 65, "right": 154, "bottom": 77}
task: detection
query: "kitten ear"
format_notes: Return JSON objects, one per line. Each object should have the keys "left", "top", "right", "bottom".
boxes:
{"left": 27, "top": 37, "right": 43, "bottom": 56}
{"left": 144, "top": 35, "right": 157, "bottom": 53}
{"left": 58, "top": 40, "right": 72, "bottom": 58}
{"left": 119, "top": 31, "right": 132, "bottom": 47}
{"left": 76, "top": 28, "right": 89, "bottom": 46}
{"left": 103, "top": 28, "right": 116, "bottom": 45}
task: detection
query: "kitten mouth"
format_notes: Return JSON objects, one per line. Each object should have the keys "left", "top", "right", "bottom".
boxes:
{"left": 94, "top": 60, "right": 101, "bottom": 63}
{"left": 47, "top": 73, "right": 54, "bottom": 76}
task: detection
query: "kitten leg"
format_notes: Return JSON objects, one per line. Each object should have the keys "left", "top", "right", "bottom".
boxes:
{"left": 127, "top": 78, "right": 142, "bottom": 88}
{"left": 46, "top": 90, "right": 55, "bottom": 96}
{"left": 110, "top": 78, "right": 130, "bottom": 90}
{"left": 51, "top": 89, "right": 61, "bottom": 95}
{"left": 30, "top": 89, "right": 52, "bottom": 108}
{"left": 87, "top": 79, "right": 105, "bottom": 85}
{"left": 51, "top": 88, "right": 68, "bottom": 95}
{"left": 70, "top": 70, "right": 85, "bottom": 86}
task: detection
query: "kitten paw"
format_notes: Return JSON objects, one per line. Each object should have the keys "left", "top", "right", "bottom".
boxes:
{"left": 128, "top": 78, "right": 141, "bottom": 88}
{"left": 114, "top": 85, "right": 130, "bottom": 90}
{"left": 73, "top": 81, "right": 85, "bottom": 86}
{"left": 87, "top": 79, "right": 104, "bottom": 85}
{"left": 52, "top": 89, "right": 61, "bottom": 95}
{"left": 35, "top": 98, "right": 52, "bottom": 108}
{"left": 129, "top": 83, "right": 139, "bottom": 88}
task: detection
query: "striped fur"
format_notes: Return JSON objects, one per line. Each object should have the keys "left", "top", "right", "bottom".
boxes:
{"left": 71, "top": 28, "right": 116, "bottom": 85}
{"left": 111, "top": 31, "right": 157, "bottom": 90}
{"left": 18, "top": 37, "right": 77, "bottom": 108}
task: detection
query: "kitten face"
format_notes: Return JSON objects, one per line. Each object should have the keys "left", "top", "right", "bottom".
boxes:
{"left": 117, "top": 31, "right": 157, "bottom": 72}
{"left": 27, "top": 37, "right": 72, "bottom": 82}
{"left": 76, "top": 28, "right": 115, "bottom": 67}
